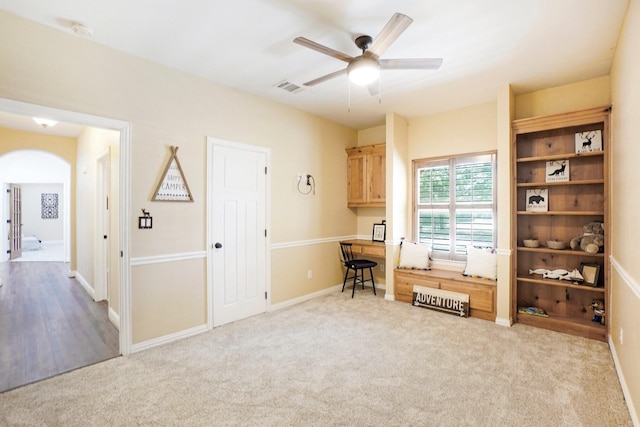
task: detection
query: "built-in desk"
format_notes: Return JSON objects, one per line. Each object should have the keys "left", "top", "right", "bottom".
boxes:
{"left": 340, "top": 239, "right": 386, "bottom": 258}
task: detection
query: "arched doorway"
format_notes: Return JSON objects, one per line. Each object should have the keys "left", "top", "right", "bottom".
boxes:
{"left": 0, "top": 150, "right": 71, "bottom": 264}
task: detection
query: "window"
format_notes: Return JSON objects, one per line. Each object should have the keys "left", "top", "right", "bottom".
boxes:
{"left": 414, "top": 152, "right": 496, "bottom": 261}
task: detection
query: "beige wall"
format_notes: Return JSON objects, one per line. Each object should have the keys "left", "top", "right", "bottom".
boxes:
{"left": 357, "top": 125, "right": 385, "bottom": 147}
{"left": 609, "top": 0, "right": 640, "bottom": 422}
{"left": 131, "top": 258, "right": 206, "bottom": 343}
{"left": 385, "top": 113, "right": 410, "bottom": 295}
{"left": 0, "top": 11, "right": 357, "bottom": 344}
{"left": 496, "top": 84, "right": 515, "bottom": 324}
{"left": 408, "top": 102, "right": 498, "bottom": 161}
{"left": 0, "top": 128, "right": 76, "bottom": 164}
{"left": 272, "top": 242, "right": 345, "bottom": 302}
{"left": 515, "top": 75, "right": 611, "bottom": 119}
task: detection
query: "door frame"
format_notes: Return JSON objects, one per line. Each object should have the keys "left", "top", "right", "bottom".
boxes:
{"left": 206, "top": 137, "right": 271, "bottom": 329}
{"left": 0, "top": 98, "right": 133, "bottom": 356}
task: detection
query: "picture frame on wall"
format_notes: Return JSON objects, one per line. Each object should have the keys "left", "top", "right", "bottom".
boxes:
{"left": 372, "top": 222, "right": 386, "bottom": 242}
{"left": 580, "top": 263, "right": 601, "bottom": 287}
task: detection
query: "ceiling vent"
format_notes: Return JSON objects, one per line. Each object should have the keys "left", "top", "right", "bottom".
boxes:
{"left": 273, "top": 80, "right": 304, "bottom": 94}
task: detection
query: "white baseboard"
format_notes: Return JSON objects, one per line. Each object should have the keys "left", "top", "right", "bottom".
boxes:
{"left": 384, "top": 293, "right": 395, "bottom": 301}
{"left": 270, "top": 282, "right": 387, "bottom": 312}
{"left": 131, "top": 324, "right": 208, "bottom": 353}
{"left": 108, "top": 306, "right": 120, "bottom": 330}
{"left": 270, "top": 284, "right": 343, "bottom": 311}
{"left": 609, "top": 335, "right": 639, "bottom": 427}
{"left": 75, "top": 272, "right": 96, "bottom": 300}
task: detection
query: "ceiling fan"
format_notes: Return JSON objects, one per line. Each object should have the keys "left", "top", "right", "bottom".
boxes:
{"left": 294, "top": 13, "right": 443, "bottom": 91}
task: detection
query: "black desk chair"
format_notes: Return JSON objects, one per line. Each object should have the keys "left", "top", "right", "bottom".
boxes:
{"left": 339, "top": 242, "right": 377, "bottom": 298}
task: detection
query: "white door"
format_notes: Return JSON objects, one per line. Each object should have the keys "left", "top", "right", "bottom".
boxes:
{"left": 208, "top": 138, "right": 269, "bottom": 327}
{"left": 95, "top": 151, "right": 110, "bottom": 301}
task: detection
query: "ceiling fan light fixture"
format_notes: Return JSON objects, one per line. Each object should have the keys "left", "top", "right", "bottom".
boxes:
{"left": 347, "top": 56, "right": 380, "bottom": 86}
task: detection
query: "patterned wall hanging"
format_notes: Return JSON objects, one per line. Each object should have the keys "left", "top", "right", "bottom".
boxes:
{"left": 41, "top": 193, "right": 59, "bottom": 219}
{"left": 152, "top": 146, "right": 194, "bottom": 202}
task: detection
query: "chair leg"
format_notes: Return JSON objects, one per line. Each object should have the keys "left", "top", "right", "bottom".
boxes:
{"left": 341, "top": 267, "right": 350, "bottom": 293}
{"left": 369, "top": 267, "right": 376, "bottom": 295}
{"left": 352, "top": 268, "right": 358, "bottom": 298}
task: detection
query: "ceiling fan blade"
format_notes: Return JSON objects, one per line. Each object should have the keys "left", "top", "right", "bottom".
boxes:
{"left": 380, "top": 58, "right": 443, "bottom": 70}
{"left": 368, "top": 13, "right": 413, "bottom": 57}
{"left": 294, "top": 37, "right": 354, "bottom": 63}
{"left": 303, "top": 69, "right": 347, "bottom": 86}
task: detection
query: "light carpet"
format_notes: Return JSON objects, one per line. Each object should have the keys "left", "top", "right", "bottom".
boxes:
{"left": 0, "top": 290, "right": 632, "bottom": 426}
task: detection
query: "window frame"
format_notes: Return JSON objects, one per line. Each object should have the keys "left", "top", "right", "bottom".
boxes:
{"left": 412, "top": 151, "right": 497, "bottom": 261}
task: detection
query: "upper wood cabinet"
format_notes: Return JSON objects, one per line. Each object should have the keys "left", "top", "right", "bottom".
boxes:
{"left": 346, "top": 144, "right": 385, "bottom": 207}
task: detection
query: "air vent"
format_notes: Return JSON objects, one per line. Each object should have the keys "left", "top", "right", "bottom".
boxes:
{"left": 273, "top": 80, "right": 304, "bottom": 94}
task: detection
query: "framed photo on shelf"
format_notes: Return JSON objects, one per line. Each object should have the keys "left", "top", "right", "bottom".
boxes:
{"left": 525, "top": 189, "right": 548, "bottom": 212}
{"left": 545, "top": 160, "right": 569, "bottom": 182}
{"left": 372, "top": 222, "right": 386, "bottom": 242}
{"left": 575, "top": 130, "right": 603, "bottom": 153}
{"left": 580, "top": 263, "right": 601, "bottom": 287}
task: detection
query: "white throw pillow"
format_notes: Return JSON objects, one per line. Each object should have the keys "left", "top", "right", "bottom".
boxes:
{"left": 397, "top": 242, "right": 431, "bottom": 270}
{"left": 463, "top": 245, "right": 497, "bottom": 280}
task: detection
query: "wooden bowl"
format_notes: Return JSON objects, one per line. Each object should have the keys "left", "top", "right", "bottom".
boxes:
{"left": 547, "top": 240, "right": 566, "bottom": 250}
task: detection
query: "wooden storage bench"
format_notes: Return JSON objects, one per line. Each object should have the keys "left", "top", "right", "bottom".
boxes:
{"left": 394, "top": 268, "right": 497, "bottom": 321}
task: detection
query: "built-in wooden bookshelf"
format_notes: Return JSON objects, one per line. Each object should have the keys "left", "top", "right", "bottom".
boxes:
{"left": 511, "top": 106, "right": 610, "bottom": 341}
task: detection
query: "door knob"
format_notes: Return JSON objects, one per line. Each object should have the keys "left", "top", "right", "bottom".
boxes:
{"left": 214, "top": 242, "right": 223, "bottom": 249}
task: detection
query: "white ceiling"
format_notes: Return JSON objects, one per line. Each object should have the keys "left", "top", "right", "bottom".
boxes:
{"left": 0, "top": 0, "right": 629, "bottom": 131}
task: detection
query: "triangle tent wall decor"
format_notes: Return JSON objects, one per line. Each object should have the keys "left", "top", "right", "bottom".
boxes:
{"left": 152, "top": 146, "right": 194, "bottom": 202}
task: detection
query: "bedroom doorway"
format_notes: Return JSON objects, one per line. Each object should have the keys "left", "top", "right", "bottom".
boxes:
{"left": 0, "top": 97, "right": 133, "bottom": 392}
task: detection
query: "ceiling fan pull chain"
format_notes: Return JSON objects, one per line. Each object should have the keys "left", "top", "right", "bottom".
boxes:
{"left": 348, "top": 80, "right": 351, "bottom": 112}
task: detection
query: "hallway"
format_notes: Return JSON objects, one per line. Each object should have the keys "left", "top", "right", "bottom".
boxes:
{"left": 0, "top": 262, "right": 119, "bottom": 392}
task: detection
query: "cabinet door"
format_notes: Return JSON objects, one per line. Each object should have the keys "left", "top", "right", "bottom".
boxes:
{"left": 368, "top": 147, "right": 386, "bottom": 204}
{"left": 347, "top": 153, "right": 367, "bottom": 205}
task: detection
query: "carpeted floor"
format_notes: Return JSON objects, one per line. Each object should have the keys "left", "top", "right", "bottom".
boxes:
{"left": 0, "top": 290, "right": 632, "bottom": 426}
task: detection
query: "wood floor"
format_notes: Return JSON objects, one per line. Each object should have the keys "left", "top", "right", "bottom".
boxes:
{"left": 0, "top": 261, "right": 119, "bottom": 392}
